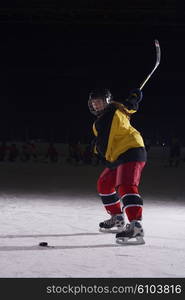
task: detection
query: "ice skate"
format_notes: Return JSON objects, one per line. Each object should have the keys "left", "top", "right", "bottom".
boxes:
{"left": 99, "top": 214, "right": 125, "bottom": 233}
{"left": 116, "top": 220, "right": 145, "bottom": 245}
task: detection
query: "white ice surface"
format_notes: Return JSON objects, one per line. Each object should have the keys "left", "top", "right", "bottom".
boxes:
{"left": 0, "top": 147, "right": 185, "bottom": 278}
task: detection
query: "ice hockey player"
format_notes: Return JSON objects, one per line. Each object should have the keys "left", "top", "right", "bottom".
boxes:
{"left": 88, "top": 88, "right": 147, "bottom": 244}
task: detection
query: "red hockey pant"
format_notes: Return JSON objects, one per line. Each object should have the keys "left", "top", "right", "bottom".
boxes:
{"left": 97, "top": 161, "right": 146, "bottom": 221}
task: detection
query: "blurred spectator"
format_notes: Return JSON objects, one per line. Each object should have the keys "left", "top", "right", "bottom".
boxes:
{"left": 83, "top": 144, "right": 92, "bottom": 164}
{"left": 20, "top": 141, "right": 38, "bottom": 162}
{"left": 46, "top": 143, "right": 59, "bottom": 163}
{"left": 169, "top": 136, "right": 181, "bottom": 167}
{"left": 28, "top": 141, "right": 38, "bottom": 162}
{"left": 20, "top": 142, "right": 30, "bottom": 162}
{"left": 8, "top": 143, "right": 19, "bottom": 162}
{"left": 0, "top": 142, "right": 9, "bottom": 161}
{"left": 144, "top": 138, "right": 151, "bottom": 152}
{"left": 66, "top": 141, "right": 83, "bottom": 165}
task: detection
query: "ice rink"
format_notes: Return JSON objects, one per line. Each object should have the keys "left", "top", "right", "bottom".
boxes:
{"left": 0, "top": 146, "right": 185, "bottom": 278}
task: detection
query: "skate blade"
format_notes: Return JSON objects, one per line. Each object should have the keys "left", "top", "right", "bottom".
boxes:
{"left": 99, "top": 227, "right": 124, "bottom": 234}
{"left": 116, "top": 236, "right": 145, "bottom": 245}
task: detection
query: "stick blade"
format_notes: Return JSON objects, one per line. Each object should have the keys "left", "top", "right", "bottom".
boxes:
{"left": 154, "top": 39, "right": 161, "bottom": 65}
{"left": 154, "top": 39, "right": 160, "bottom": 47}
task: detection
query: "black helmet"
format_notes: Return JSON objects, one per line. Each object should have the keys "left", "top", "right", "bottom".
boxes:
{"left": 88, "top": 88, "right": 112, "bottom": 116}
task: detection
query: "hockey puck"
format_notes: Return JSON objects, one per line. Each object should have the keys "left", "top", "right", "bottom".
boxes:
{"left": 39, "top": 242, "right": 48, "bottom": 247}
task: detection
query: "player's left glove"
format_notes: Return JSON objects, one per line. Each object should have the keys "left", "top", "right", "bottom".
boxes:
{"left": 128, "top": 88, "right": 143, "bottom": 103}
{"left": 123, "top": 88, "right": 143, "bottom": 110}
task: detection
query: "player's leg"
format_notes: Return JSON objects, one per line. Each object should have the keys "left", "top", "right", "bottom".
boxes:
{"left": 116, "top": 161, "right": 145, "bottom": 243}
{"left": 97, "top": 167, "right": 124, "bottom": 232}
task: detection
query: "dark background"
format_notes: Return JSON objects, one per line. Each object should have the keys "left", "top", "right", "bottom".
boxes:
{"left": 2, "top": 0, "right": 185, "bottom": 143}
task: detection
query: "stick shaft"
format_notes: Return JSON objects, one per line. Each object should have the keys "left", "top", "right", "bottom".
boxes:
{"left": 139, "top": 39, "right": 161, "bottom": 90}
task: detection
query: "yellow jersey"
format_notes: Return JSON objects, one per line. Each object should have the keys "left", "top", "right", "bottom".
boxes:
{"left": 92, "top": 102, "right": 146, "bottom": 166}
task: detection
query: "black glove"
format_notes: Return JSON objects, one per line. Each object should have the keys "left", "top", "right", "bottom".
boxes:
{"left": 128, "top": 88, "right": 143, "bottom": 103}
{"left": 123, "top": 88, "right": 143, "bottom": 110}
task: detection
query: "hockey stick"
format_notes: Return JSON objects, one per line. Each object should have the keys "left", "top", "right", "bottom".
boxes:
{"left": 139, "top": 39, "right": 161, "bottom": 90}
